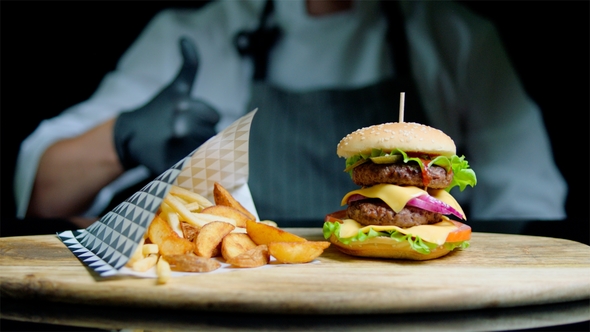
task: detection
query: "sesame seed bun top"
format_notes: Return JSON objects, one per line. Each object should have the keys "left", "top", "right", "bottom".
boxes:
{"left": 337, "top": 122, "right": 456, "bottom": 158}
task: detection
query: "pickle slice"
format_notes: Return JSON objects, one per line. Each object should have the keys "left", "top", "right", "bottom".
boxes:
{"left": 370, "top": 155, "right": 402, "bottom": 164}
{"left": 343, "top": 158, "right": 367, "bottom": 173}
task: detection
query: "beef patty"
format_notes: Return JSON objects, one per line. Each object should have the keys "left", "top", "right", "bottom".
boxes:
{"left": 347, "top": 198, "right": 443, "bottom": 228}
{"left": 351, "top": 162, "right": 452, "bottom": 189}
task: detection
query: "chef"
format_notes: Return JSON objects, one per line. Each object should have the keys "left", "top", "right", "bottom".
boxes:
{"left": 14, "top": 0, "right": 567, "bottom": 225}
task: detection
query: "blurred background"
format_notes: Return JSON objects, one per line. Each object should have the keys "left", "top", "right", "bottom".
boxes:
{"left": 2, "top": 1, "right": 588, "bottom": 233}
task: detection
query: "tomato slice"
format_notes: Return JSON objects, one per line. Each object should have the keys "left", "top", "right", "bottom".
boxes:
{"left": 445, "top": 220, "right": 471, "bottom": 242}
{"left": 325, "top": 210, "right": 347, "bottom": 223}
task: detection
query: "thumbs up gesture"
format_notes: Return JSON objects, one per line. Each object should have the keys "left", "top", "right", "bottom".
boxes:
{"left": 114, "top": 37, "right": 219, "bottom": 175}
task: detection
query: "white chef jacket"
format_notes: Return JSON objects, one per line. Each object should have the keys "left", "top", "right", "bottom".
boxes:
{"left": 14, "top": 0, "right": 567, "bottom": 220}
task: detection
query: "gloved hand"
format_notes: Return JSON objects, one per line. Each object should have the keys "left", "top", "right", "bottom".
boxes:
{"left": 114, "top": 37, "right": 220, "bottom": 175}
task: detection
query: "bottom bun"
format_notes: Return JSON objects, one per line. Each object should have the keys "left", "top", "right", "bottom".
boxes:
{"left": 328, "top": 234, "right": 452, "bottom": 261}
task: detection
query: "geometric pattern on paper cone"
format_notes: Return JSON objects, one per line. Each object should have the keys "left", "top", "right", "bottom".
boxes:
{"left": 57, "top": 158, "right": 186, "bottom": 277}
{"left": 175, "top": 109, "right": 257, "bottom": 201}
{"left": 57, "top": 110, "right": 256, "bottom": 277}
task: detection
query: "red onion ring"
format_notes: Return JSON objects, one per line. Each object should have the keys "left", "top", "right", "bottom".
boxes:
{"left": 407, "top": 194, "right": 465, "bottom": 220}
{"left": 346, "top": 194, "right": 367, "bottom": 204}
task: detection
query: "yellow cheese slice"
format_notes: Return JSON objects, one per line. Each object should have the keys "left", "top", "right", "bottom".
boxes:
{"left": 341, "top": 184, "right": 425, "bottom": 212}
{"left": 338, "top": 217, "right": 456, "bottom": 245}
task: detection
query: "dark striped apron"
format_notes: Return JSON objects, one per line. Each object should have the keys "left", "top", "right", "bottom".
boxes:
{"left": 241, "top": 1, "right": 428, "bottom": 225}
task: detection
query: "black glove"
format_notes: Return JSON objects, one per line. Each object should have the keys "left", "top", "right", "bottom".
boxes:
{"left": 114, "top": 37, "right": 220, "bottom": 175}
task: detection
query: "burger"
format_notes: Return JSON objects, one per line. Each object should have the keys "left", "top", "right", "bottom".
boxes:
{"left": 323, "top": 122, "right": 477, "bottom": 260}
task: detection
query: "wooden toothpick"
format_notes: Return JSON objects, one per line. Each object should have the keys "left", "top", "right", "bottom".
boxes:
{"left": 398, "top": 92, "right": 405, "bottom": 123}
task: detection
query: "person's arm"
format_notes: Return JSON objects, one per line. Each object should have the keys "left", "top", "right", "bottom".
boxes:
{"left": 15, "top": 4, "right": 253, "bottom": 219}
{"left": 26, "top": 35, "right": 220, "bottom": 219}
{"left": 14, "top": 10, "right": 191, "bottom": 219}
{"left": 26, "top": 119, "right": 124, "bottom": 218}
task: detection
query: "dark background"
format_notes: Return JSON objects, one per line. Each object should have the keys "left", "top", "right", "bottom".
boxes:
{"left": 2, "top": 1, "right": 588, "bottom": 224}
{"left": 0, "top": 3, "right": 589, "bottom": 331}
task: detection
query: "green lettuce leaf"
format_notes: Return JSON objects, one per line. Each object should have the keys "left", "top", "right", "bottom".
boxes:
{"left": 433, "top": 155, "right": 477, "bottom": 192}
{"left": 323, "top": 221, "right": 469, "bottom": 255}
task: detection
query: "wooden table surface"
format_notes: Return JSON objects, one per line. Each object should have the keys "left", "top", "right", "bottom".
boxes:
{"left": 1, "top": 229, "right": 589, "bottom": 317}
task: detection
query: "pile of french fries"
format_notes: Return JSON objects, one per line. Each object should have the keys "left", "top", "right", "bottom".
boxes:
{"left": 125, "top": 182, "right": 330, "bottom": 284}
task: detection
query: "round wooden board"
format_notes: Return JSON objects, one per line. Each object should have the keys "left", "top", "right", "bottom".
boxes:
{"left": 1, "top": 230, "right": 589, "bottom": 315}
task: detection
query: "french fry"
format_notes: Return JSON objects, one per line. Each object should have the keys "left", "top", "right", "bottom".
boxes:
{"left": 169, "top": 185, "right": 213, "bottom": 210}
{"left": 148, "top": 215, "right": 194, "bottom": 255}
{"left": 126, "top": 238, "right": 145, "bottom": 267}
{"left": 245, "top": 219, "right": 307, "bottom": 245}
{"left": 194, "top": 221, "right": 235, "bottom": 258}
{"left": 132, "top": 254, "right": 158, "bottom": 272}
{"left": 159, "top": 200, "right": 174, "bottom": 215}
{"left": 190, "top": 212, "right": 239, "bottom": 227}
{"left": 221, "top": 233, "right": 257, "bottom": 261}
{"left": 142, "top": 243, "right": 159, "bottom": 255}
{"left": 268, "top": 241, "right": 331, "bottom": 264}
{"left": 160, "top": 203, "right": 181, "bottom": 234}
{"left": 156, "top": 257, "right": 171, "bottom": 285}
{"left": 168, "top": 211, "right": 184, "bottom": 238}
{"left": 259, "top": 220, "right": 278, "bottom": 227}
{"left": 164, "top": 195, "right": 210, "bottom": 228}
{"left": 180, "top": 222, "right": 199, "bottom": 242}
{"left": 184, "top": 202, "right": 203, "bottom": 212}
{"left": 171, "top": 195, "right": 190, "bottom": 205}
{"left": 213, "top": 182, "right": 257, "bottom": 221}
{"left": 159, "top": 237, "right": 195, "bottom": 256}
{"left": 147, "top": 215, "right": 175, "bottom": 244}
{"left": 201, "top": 205, "right": 253, "bottom": 228}
{"left": 128, "top": 182, "right": 332, "bottom": 283}
{"left": 163, "top": 254, "right": 222, "bottom": 272}
{"left": 226, "top": 245, "right": 270, "bottom": 268}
